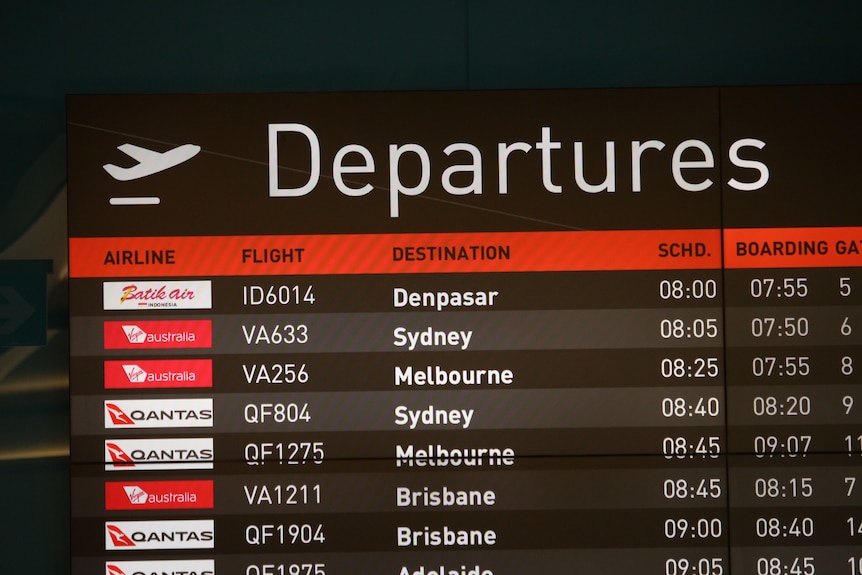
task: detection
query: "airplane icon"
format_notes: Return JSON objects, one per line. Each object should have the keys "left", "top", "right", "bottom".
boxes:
{"left": 103, "top": 143, "right": 201, "bottom": 181}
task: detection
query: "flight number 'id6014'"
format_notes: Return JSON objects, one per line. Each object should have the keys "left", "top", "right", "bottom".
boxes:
{"left": 243, "top": 285, "right": 315, "bottom": 306}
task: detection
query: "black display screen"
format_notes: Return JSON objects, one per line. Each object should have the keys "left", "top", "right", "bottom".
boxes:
{"left": 68, "top": 86, "right": 862, "bottom": 574}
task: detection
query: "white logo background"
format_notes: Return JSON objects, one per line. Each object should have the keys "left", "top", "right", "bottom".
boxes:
{"left": 105, "top": 520, "right": 214, "bottom": 550}
{"left": 103, "top": 280, "right": 212, "bottom": 310}
{"left": 104, "top": 438, "right": 214, "bottom": 471}
{"left": 104, "top": 398, "right": 213, "bottom": 429}
{"left": 106, "top": 559, "right": 214, "bottom": 575}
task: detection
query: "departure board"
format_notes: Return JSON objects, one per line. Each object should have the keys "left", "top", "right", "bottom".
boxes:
{"left": 67, "top": 86, "right": 862, "bottom": 575}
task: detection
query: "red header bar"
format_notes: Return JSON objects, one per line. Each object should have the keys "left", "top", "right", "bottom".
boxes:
{"left": 69, "top": 230, "right": 721, "bottom": 278}
{"left": 725, "top": 227, "right": 862, "bottom": 268}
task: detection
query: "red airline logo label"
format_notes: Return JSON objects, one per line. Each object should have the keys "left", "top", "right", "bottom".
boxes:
{"left": 103, "top": 320, "right": 212, "bottom": 349}
{"left": 104, "top": 359, "right": 212, "bottom": 389}
{"left": 105, "top": 480, "right": 214, "bottom": 510}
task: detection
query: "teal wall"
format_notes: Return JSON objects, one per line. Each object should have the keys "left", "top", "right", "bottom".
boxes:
{"left": 1, "top": 2, "right": 860, "bottom": 572}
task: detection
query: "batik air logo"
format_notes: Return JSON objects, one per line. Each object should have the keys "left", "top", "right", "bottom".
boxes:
{"left": 103, "top": 280, "right": 212, "bottom": 310}
{"left": 104, "top": 520, "right": 214, "bottom": 550}
{"left": 105, "top": 438, "right": 214, "bottom": 471}
{"left": 104, "top": 359, "right": 212, "bottom": 389}
{"left": 106, "top": 560, "right": 215, "bottom": 575}
{"left": 103, "top": 320, "right": 212, "bottom": 349}
{"left": 105, "top": 480, "right": 214, "bottom": 510}
{"left": 105, "top": 399, "right": 213, "bottom": 429}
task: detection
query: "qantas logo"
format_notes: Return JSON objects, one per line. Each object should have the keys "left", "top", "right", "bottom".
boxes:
{"left": 106, "top": 560, "right": 215, "bottom": 575}
{"left": 105, "top": 438, "right": 214, "bottom": 471}
{"left": 104, "top": 520, "right": 214, "bottom": 550}
{"left": 104, "top": 320, "right": 212, "bottom": 350}
{"left": 105, "top": 403, "right": 135, "bottom": 425}
{"left": 106, "top": 442, "right": 135, "bottom": 466}
{"left": 103, "top": 280, "right": 212, "bottom": 310}
{"left": 104, "top": 359, "right": 212, "bottom": 389}
{"left": 105, "top": 480, "right": 214, "bottom": 510}
{"left": 104, "top": 399, "right": 213, "bottom": 429}
{"left": 106, "top": 524, "right": 136, "bottom": 547}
